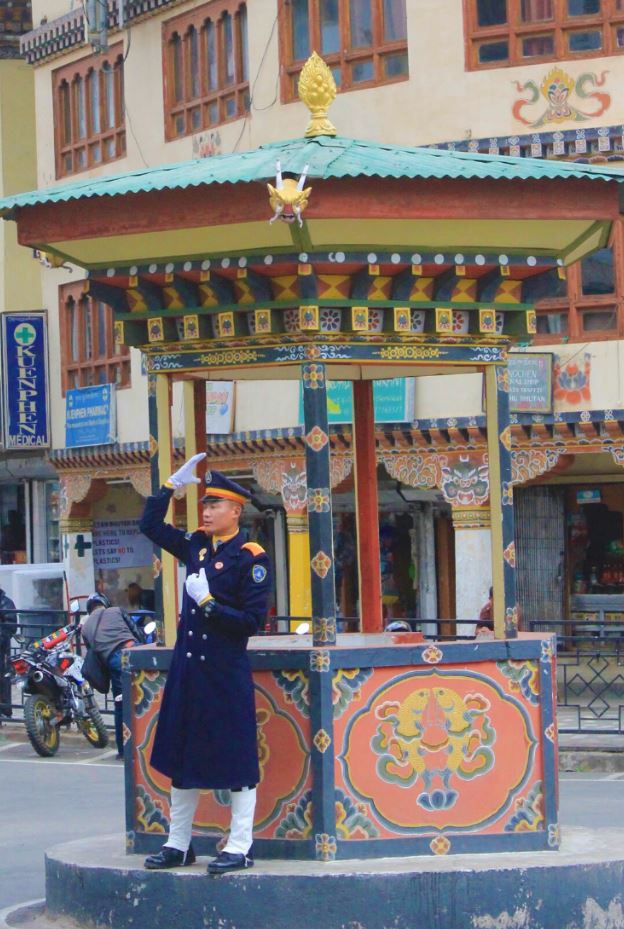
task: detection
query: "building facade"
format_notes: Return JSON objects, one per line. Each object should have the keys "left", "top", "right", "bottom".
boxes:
{"left": 18, "top": 0, "right": 624, "bottom": 630}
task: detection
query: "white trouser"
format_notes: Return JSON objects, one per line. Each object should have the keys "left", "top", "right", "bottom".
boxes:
{"left": 167, "top": 785, "right": 256, "bottom": 856}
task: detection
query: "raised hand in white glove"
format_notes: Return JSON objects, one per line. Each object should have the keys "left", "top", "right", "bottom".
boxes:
{"left": 185, "top": 568, "right": 213, "bottom": 607}
{"left": 167, "top": 452, "right": 207, "bottom": 490}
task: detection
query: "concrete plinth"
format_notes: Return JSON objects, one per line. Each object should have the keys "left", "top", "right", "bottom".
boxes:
{"left": 42, "top": 830, "right": 624, "bottom": 929}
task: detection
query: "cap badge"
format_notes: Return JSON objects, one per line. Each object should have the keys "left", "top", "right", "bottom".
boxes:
{"left": 205, "top": 471, "right": 213, "bottom": 485}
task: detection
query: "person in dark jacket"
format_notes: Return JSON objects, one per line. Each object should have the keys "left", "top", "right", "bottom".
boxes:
{"left": 0, "top": 588, "right": 17, "bottom": 718}
{"left": 139, "top": 454, "right": 271, "bottom": 875}
{"left": 81, "top": 592, "right": 140, "bottom": 758}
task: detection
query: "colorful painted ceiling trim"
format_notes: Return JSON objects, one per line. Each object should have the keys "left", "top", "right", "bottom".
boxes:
{"left": 0, "top": 0, "right": 32, "bottom": 57}
{"left": 2, "top": 136, "right": 624, "bottom": 216}
{"left": 434, "top": 124, "right": 624, "bottom": 164}
{"left": 20, "top": 0, "right": 180, "bottom": 65}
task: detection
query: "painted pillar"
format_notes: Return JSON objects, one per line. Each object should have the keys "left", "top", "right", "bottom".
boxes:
{"left": 61, "top": 516, "right": 95, "bottom": 601}
{"left": 183, "top": 380, "right": 207, "bottom": 532}
{"left": 302, "top": 361, "right": 336, "bottom": 647}
{"left": 452, "top": 506, "right": 492, "bottom": 637}
{"left": 302, "top": 359, "right": 338, "bottom": 861}
{"left": 417, "top": 502, "right": 438, "bottom": 636}
{"left": 148, "top": 374, "right": 178, "bottom": 646}
{"left": 286, "top": 513, "right": 312, "bottom": 620}
{"left": 484, "top": 364, "right": 517, "bottom": 638}
{"left": 352, "top": 381, "right": 382, "bottom": 633}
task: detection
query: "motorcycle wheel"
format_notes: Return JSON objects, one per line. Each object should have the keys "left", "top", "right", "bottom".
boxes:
{"left": 78, "top": 703, "right": 109, "bottom": 748}
{"left": 24, "top": 693, "right": 60, "bottom": 757}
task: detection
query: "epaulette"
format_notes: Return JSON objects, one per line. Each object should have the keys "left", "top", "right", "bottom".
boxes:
{"left": 242, "top": 541, "right": 266, "bottom": 557}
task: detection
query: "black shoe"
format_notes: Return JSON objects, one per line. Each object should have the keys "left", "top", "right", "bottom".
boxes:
{"left": 207, "top": 851, "right": 254, "bottom": 874}
{"left": 115, "top": 752, "right": 124, "bottom": 760}
{"left": 144, "top": 844, "right": 196, "bottom": 869}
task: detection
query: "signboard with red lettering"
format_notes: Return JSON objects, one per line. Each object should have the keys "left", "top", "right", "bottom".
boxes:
{"left": 1, "top": 312, "right": 50, "bottom": 449}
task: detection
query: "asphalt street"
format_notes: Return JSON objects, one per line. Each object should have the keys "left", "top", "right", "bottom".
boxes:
{"left": 0, "top": 733, "right": 622, "bottom": 912}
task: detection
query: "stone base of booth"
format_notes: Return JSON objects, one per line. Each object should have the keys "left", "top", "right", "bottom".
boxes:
{"left": 125, "top": 633, "right": 558, "bottom": 860}
{"left": 41, "top": 830, "right": 624, "bottom": 929}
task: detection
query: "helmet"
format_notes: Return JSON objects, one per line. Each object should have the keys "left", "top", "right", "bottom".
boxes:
{"left": 385, "top": 620, "right": 411, "bottom": 633}
{"left": 86, "top": 592, "right": 111, "bottom": 614}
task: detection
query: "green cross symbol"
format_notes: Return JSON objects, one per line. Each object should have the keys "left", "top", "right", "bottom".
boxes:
{"left": 14, "top": 324, "right": 36, "bottom": 346}
{"left": 74, "top": 534, "right": 92, "bottom": 558}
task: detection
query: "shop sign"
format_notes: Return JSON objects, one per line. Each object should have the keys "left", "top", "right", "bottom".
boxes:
{"left": 508, "top": 352, "right": 553, "bottom": 413}
{"left": 299, "top": 378, "right": 415, "bottom": 425}
{"left": 92, "top": 519, "right": 154, "bottom": 569}
{"left": 65, "top": 384, "right": 116, "bottom": 448}
{"left": 205, "top": 381, "right": 235, "bottom": 433}
{"left": 577, "top": 488, "right": 601, "bottom": 504}
{"left": 1, "top": 311, "right": 50, "bottom": 449}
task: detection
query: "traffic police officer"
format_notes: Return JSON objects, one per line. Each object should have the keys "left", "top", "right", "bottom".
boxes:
{"left": 139, "top": 453, "right": 271, "bottom": 874}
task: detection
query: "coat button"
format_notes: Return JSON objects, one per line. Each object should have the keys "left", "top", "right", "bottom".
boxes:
{"left": 202, "top": 634, "right": 207, "bottom": 640}
{"left": 200, "top": 655, "right": 205, "bottom": 661}
{"left": 186, "top": 652, "right": 192, "bottom": 658}
{"left": 191, "top": 609, "right": 196, "bottom": 615}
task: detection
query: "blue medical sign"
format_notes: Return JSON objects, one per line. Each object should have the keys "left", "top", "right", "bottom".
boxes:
{"left": 2, "top": 312, "right": 50, "bottom": 449}
{"left": 65, "top": 384, "right": 116, "bottom": 448}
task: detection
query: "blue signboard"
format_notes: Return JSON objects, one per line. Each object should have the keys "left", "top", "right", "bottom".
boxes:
{"left": 299, "top": 378, "right": 415, "bottom": 425}
{"left": 2, "top": 312, "right": 50, "bottom": 449}
{"left": 65, "top": 384, "right": 116, "bottom": 448}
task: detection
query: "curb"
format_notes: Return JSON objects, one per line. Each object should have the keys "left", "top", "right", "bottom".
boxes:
{"left": 560, "top": 749, "right": 624, "bottom": 773}
{"left": 0, "top": 900, "right": 45, "bottom": 929}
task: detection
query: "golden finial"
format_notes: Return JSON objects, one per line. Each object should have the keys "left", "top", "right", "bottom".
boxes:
{"left": 298, "top": 52, "right": 337, "bottom": 138}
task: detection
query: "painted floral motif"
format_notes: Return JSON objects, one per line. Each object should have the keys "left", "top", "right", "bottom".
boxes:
{"left": 513, "top": 67, "right": 610, "bottom": 128}
{"left": 136, "top": 785, "right": 168, "bottom": 834}
{"left": 311, "top": 550, "right": 332, "bottom": 578}
{"left": 497, "top": 367, "right": 510, "bottom": 392}
{"left": 372, "top": 687, "right": 495, "bottom": 810}
{"left": 133, "top": 670, "right": 165, "bottom": 717}
{"left": 440, "top": 454, "right": 489, "bottom": 506}
{"left": 352, "top": 307, "right": 368, "bottom": 330}
{"left": 300, "top": 306, "right": 320, "bottom": 330}
{"left": 256, "top": 707, "right": 271, "bottom": 775}
{"left": 498, "top": 660, "right": 539, "bottom": 705}
{"left": 505, "top": 605, "right": 520, "bottom": 634}
{"left": 313, "top": 728, "right": 332, "bottom": 753}
{"left": 382, "top": 451, "right": 439, "bottom": 491}
{"left": 276, "top": 790, "right": 313, "bottom": 838}
{"left": 335, "top": 789, "right": 379, "bottom": 839}
{"left": 430, "top": 835, "right": 451, "bottom": 855}
{"left": 545, "top": 722, "right": 556, "bottom": 742}
{"left": 333, "top": 668, "right": 374, "bottom": 718}
{"left": 553, "top": 352, "right": 591, "bottom": 407}
{"left": 422, "top": 644, "right": 443, "bottom": 665}
{"left": 502, "top": 481, "right": 514, "bottom": 506}
{"left": 436, "top": 309, "right": 452, "bottom": 332}
{"left": 499, "top": 426, "right": 512, "bottom": 451}
{"left": 410, "top": 309, "right": 425, "bottom": 333}
{"left": 368, "top": 308, "right": 385, "bottom": 332}
{"left": 272, "top": 669, "right": 310, "bottom": 718}
{"left": 503, "top": 541, "right": 516, "bottom": 568}
{"left": 305, "top": 425, "right": 329, "bottom": 451}
{"left": 547, "top": 822, "right": 560, "bottom": 848}
{"left": 308, "top": 487, "right": 330, "bottom": 513}
{"left": 319, "top": 308, "right": 342, "bottom": 332}
{"left": 302, "top": 363, "right": 325, "bottom": 389}
{"left": 540, "top": 639, "right": 554, "bottom": 662}
{"left": 313, "top": 616, "right": 337, "bottom": 643}
{"left": 283, "top": 308, "right": 300, "bottom": 332}
{"left": 505, "top": 781, "right": 544, "bottom": 832}
{"left": 511, "top": 449, "right": 563, "bottom": 485}
{"left": 452, "top": 311, "right": 469, "bottom": 334}
{"left": 310, "top": 650, "right": 330, "bottom": 672}
{"left": 315, "top": 832, "right": 337, "bottom": 861}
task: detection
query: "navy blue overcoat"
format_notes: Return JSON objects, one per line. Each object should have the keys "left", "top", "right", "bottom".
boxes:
{"left": 139, "top": 486, "right": 271, "bottom": 789}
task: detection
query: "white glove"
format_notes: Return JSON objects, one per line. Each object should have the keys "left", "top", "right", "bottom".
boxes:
{"left": 185, "top": 568, "right": 212, "bottom": 606}
{"left": 167, "top": 453, "right": 206, "bottom": 489}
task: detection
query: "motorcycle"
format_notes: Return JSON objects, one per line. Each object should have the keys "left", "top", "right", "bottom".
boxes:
{"left": 9, "top": 621, "right": 109, "bottom": 757}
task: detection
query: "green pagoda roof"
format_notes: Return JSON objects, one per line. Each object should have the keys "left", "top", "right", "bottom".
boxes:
{"left": 1, "top": 135, "right": 623, "bottom": 215}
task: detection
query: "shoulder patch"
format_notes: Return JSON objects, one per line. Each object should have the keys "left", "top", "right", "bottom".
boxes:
{"left": 242, "top": 542, "right": 266, "bottom": 557}
{"left": 252, "top": 564, "right": 268, "bottom": 584}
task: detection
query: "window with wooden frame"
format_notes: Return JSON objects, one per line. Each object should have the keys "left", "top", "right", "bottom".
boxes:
{"left": 59, "top": 283, "right": 131, "bottom": 395}
{"left": 281, "top": 0, "right": 408, "bottom": 101}
{"left": 464, "top": 0, "right": 624, "bottom": 70}
{"left": 53, "top": 46, "right": 126, "bottom": 178}
{"left": 534, "top": 220, "right": 624, "bottom": 342}
{"left": 163, "top": 1, "right": 249, "bottom": 140}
